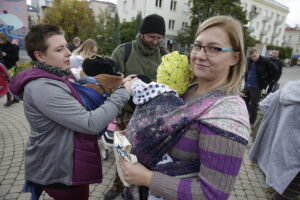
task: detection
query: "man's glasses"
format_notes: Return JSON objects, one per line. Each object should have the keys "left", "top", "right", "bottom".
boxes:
{"left": 191, "top": 44, "right": 239, "bottom": 57}
{"left": 145, "top": 35, "right": 163, "bottom": 42}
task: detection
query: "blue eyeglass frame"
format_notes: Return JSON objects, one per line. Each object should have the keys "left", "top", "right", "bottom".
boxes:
{"left": 191, "top": 44, "right": 240, "bottom": 53}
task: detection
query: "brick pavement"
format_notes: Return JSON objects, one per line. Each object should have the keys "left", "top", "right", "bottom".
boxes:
{"left": 0, "top": 97, "right": 270, "bottom": 200}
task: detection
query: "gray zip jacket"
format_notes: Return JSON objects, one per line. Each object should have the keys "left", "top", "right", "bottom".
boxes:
{"left": 22, "top": 78, "right": 130, "bottom": 185}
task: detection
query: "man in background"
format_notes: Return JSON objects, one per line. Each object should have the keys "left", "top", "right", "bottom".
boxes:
{"left": 243, "top": 48, "right": 278, "bottom": 127}
{"left": 104, "top": 13, "right": 167, "bottom": 200}
{"left": 68, "top": 36, "right": 81, "bottom": 52}
{"left": 267, "top": 49, "right": 283, "bottom": 93}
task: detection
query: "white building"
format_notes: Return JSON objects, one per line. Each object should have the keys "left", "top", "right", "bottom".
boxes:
{"left": 89, "top": 1, "right": 117, "bottom": 19}
{"left": 283, "top": 26, "right": 300, "bottom": 58}
{"left": 240, "top": 0, "right": 289, "bottom": 46}
{"left": 117, "top": 0, "right": 191, "bottom": 51}
{"left": 118, "top": 0, "right": 289, "bottom": 50}
{"left": 30, "top": 0, "right": 53, "bottom": 17}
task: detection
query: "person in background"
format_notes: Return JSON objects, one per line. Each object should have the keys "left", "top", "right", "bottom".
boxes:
{"left": 243, "top": 48, "right": 277, "bottom": 127}
{"left": 104, "top": 13, "right": 167, "bottom": 200}
{"left": 68, "top": 36, "right": 81, "bottom": 52}
{"left": 267, "top": 49, "right": 283, "bottom": 94}
{"left": 249, "top": 81, "right": 300, "bottom": 200}
{"left": 8, "top": 24, "right": 136, "bottom": 200}
{"left": 0, "top": 32, "right": 19, "bottom": 106}
{"left": 120, "top": 15, "right": 250, "bottom": 200}
{"left": 69, "top": 39, "right": 98, "bottom": 80}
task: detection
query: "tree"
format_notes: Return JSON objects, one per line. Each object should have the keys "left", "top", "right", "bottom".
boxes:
{"left": 41, "top": 0, "right": 96, "bottom": 42}
{"left": 94, "top": 9, "right": 114, "bottom": 55}
{"left": 177, "top": 0, "right": 257, "bottom": 49}
{"left": 135, "top": 12, "right": 143, "bottom": 35}
{"left": 112, "top": 12, "right": 121, "bottom": 50}
{"left": 120, "top": 20, "right": 136, "bottom": 43}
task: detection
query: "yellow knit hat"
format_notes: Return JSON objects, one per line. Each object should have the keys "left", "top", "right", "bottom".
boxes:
{"left": 156, "top": 51, "right": 192, "bottom": 94}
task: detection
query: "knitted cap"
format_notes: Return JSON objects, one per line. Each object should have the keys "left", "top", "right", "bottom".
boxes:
{"left": 156, "top": 51, "right": 192, "bottom": 95}
{"left": 140, "top": 14, "right": 166, "bottom": 36}
{"left": 82, "top": 56, "right": 120, "bottom": 77}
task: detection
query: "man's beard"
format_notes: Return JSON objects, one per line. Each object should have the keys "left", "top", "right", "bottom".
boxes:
{"left": 141, "top": 35, "right": 159, "bottom": 50}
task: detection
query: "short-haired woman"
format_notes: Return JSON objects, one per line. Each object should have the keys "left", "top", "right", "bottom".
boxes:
{"left": 9, "top": 24, "right": 137, "bottom": 200}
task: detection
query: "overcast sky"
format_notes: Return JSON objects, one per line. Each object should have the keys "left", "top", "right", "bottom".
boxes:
{"left": 26, "top": 0, "right": 299, "bottom": 27}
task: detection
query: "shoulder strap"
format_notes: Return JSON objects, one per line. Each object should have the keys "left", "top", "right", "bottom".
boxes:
{"left": 124, "top": 42, "right": 132, "bottom": 75}
{"left": 159, "top": 46, "right": 167, "bottom": 56}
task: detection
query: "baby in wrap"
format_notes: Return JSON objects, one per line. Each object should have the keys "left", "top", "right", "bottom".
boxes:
{"left": 124, "top": 51, "right": 193, "bottom": 200}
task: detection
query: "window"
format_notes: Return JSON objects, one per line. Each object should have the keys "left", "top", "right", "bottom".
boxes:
{"left": 169, "top": 19, "right": 175, "bottom": 30}
{"left": 156, "top": 0, "right": 162, "bottom": 8}
{"left": 182, "top": 22, "right": 188, "bottom": 30}
{"left": 298, "top": 36, "right": 300, "bottom": 42}
{"left": 288, "top": 35, "right": 292, "bottom": 42}
{"left": 132, "top": 0, "right": 136, "bottom": 9}
{"left": 170, "top": 0, "right": 177, "bottom": 11}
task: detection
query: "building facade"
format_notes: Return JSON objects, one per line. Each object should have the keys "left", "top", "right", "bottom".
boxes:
{"left": 283, "top": 27, "right": 300, "bottom": 58}
{"left": 117, "top": 0, "right": 191, "bottom": 51}
{"left": 89, "top": 1, "right": 117, "bottom": 19}
{"left": 240, "top": 0, "right": 289, "bottom": 46}
{"left": 118, "top": 0, "right": 289, "bottom": 50}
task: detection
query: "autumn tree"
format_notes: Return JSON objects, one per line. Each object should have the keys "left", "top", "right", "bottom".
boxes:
{"left": 41, "top": 0, "right": 96, "bottom": 42}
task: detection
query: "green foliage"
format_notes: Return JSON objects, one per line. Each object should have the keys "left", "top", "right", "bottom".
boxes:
{"left": 41, "top": 0, "right": 96, "bottom": 42}
{"left": 120, "top": 21, "right": 137, "bottom": 43}
{"left": 94, "top": 10, "right": 114, "bottom": 55}
{"left": 112, "top": 12, "right": 121, "bottom": 50}
{"left": 177, "top": 0, "right": 256, "bottom": 50}
{"left": 267, "top": 45, "right": 293, "bottom": 59}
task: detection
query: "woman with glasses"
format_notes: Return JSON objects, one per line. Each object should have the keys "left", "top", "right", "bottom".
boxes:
{"left": 70, "top": 39, "right": 98, "bottom": 79}
{"left": 119, "top": 16, "right": 250, "bottom": 200}
{"left": 8, "top": 24, "right": 137, "bottom": 200}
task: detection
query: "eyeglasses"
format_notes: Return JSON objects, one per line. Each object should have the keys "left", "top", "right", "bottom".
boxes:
{"left": 145, "top": 35, "right": 163, "bottom": 42}
{"left": 191, "top": 44, "right": 240, "bottom": 57}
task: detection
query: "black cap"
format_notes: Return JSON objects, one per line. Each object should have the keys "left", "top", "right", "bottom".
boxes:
{"left": 82, "top": 56, "right": 120, "bottom": 76}
{"left": 140, "top": 14, "right": 165, "bottom": 36}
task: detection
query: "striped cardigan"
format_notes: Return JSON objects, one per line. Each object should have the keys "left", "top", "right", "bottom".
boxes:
{"left": 126, "top": 83, "right": 250, "bottom": 200}
{"left": 147, "top": 88, "right": 250, "bottom": 199}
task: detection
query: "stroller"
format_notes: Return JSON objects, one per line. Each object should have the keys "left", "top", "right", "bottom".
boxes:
{"left": 100, "top": 119, "right": 116, "bottom": 160}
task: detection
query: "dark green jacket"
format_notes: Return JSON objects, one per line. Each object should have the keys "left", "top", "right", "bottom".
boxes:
{"left": 111, "top": 34, "right": 164, "bottom": 81}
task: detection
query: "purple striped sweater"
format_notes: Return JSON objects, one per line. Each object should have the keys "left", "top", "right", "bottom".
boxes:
{"left": 149, "top": 90, "right": 250, "bottom": 199}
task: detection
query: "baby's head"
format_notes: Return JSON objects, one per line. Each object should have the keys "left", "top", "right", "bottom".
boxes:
{"left": 156, "top": 51, "right": 192, "bottom": 95}
{"left": 82, "top": 55, "right": 121, "bottom": 76}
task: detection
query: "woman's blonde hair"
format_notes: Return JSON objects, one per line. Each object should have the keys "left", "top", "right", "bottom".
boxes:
{"left": 72, "top": 39, "right": 98, "bottom": 59}
{"left": 195, "top": 15, "right": 245, "bottom": 94}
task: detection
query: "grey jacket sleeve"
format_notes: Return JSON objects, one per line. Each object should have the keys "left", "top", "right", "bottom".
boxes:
{"left": 25, "top": 78, "right": 130, "bottom": 134}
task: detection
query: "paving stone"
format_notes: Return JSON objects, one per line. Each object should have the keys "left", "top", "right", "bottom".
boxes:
{"left": 18, "top": 193, "right": 31, "bottom": 200}
{"left": 235, "top": 189, "right": 246, "bottom": 197}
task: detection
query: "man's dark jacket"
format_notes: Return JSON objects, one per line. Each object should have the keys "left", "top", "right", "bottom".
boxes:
{"left": 245, "top": 56, "right": 278, "bottom": 90}
{"left": 269, "top": 57, "right": 283, "bottom": 82}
